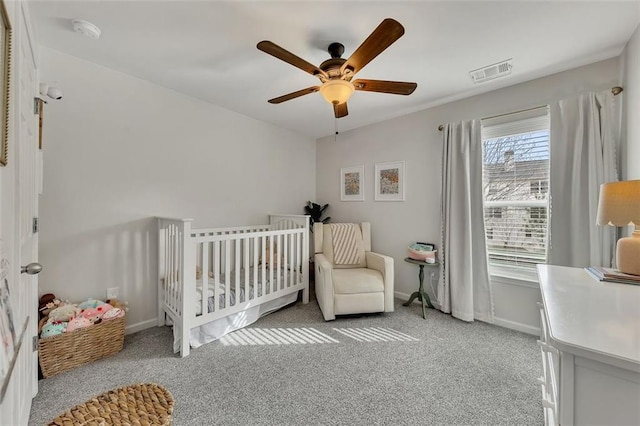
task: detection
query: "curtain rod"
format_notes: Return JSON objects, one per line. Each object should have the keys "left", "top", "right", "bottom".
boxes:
{"left": 437, "top": 86, "right": 624, "bottom": 131}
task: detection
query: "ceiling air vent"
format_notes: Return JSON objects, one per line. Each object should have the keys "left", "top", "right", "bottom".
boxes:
{"left": 469, "top": 59, "right": 513, "bottom": 84}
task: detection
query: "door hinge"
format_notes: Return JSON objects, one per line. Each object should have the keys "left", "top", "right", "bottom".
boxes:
{"left": 32, "top": 217, "right": 39, "bottom": 234}
{"left": 33, "top": 335, "right": 38, "bottom": 351}
{"left": 34, "top": 97, "right": 42, "bottom": 114}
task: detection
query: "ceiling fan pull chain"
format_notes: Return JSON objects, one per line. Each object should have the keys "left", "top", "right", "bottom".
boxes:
{"left": 334, "top": 118, "right": 339, "bottom": 140}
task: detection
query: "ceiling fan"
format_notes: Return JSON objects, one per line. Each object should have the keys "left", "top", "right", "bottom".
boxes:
{"left": 257, "top": 18, "right": 417, "bottom": 119}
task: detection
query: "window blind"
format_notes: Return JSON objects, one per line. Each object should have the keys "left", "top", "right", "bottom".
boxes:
{"left": 481, "top": 107, "right": 550, "bottom": 270}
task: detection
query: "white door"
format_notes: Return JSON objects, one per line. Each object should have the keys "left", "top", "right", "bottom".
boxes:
{"left": 0, "top": 1, "right": 39, "bottom": 424}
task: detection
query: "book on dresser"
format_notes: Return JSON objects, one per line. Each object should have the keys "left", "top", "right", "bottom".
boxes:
{"left": 585, "top": 265, "right": 640, "bottom": 285}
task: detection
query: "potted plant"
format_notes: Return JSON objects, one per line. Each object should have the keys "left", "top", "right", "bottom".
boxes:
{"left": 304, "top": 201, "right": 330, "bottom": 231}
{"left": 304, "top": 201, "right": 330, "bottom": 290}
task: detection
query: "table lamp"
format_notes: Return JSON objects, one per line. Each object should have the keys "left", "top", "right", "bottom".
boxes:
{"left": 596, "top": 180, "right": 640, "bottom": 275}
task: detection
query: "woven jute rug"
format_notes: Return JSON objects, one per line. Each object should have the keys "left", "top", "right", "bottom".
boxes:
{"left": 48, "top": 383, "right": 174, "bottom": 426}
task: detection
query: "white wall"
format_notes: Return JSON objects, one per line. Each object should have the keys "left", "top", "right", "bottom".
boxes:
{"left": 621, "top": 24, "right": 640, "bottom": 180}
{"left": 316, "top": 58, "right": 620, "bottom": 334}
{"left": 39, "top": 48, "right": 315, "bottom": 331}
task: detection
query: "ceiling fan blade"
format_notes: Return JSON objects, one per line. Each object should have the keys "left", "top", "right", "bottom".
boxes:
{"left": 352, "top": 79, "right": 417, "bottom": 95}
{"left": 257, "top": 41, "right": 328, "bottom": 79}
{"left": 334, "top": 102, "right": 348, "bottom": 118}
{"left": 268, "top": 86, "right": 320, "bottom": 104}
{"left": 340, "top": 18, "right": 405, "bottom": 76}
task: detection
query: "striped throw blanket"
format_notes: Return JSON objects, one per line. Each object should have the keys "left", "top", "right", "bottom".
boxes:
{"left": 330, "top": 223, "right": 361, "bottom": 265}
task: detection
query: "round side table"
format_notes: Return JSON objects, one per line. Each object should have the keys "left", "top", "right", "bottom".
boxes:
{"left": 403, "top": 257, "right": 438, "bottom": 319}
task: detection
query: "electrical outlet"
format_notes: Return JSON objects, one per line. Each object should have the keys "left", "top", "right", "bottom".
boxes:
{"left": 106, "top": 287, "right": 119, "bottom": 299}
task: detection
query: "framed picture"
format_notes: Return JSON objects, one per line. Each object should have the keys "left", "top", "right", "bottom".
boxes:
{"left": 340, "top": 165, "right": 364, "bottom": 201}
{"left": 0, "top": 0, "right": 11, "bottom": 166}
{"left": 375, "top": 161, "right": 405, "bottom": 201}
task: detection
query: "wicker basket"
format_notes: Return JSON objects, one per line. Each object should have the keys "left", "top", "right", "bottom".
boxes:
{"left": 48, "top": 383, "right": 174, "bottom": 426}
{"left": 39, "top": 316, "right": 125, "bottom": 378}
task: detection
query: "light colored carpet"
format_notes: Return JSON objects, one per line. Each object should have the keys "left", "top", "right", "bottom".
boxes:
{"left": 29, "top": 299, "right": 543, "bottom": 425}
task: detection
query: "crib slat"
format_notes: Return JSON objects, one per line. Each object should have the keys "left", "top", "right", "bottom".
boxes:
{"left": 283, "top": 233, "right": 288, "bottom": 289}
{"left": 243, "top": 238, "right": 249, "bottom": 301}
{"left": 296, "top": 234, "right": 302, "bottom": 284}
{"left": 289, "top": 234, "right": 298, "bottom": 287}
{"left": 274, "top": 235, "right": 282, "bottom": 291}
{"left": 235, "top": 238, "right": 241, "bottom": 305}
{"left": 201, "top": 242, "right": 209, "bottom": 316}
{"left": 269, "top": 237, "right": 274, "bottom": 295}
{"left": 167, "top": 226, "right": 173, "bottom": 311}
{"left": 225, "top": 241, "right": 231, "bottom": 309}
{"left": 214, "top": 240, "right": 220, "bottom": 312}
{"left": 261, "top": 237, "right": 267, "bottom": 298}
{"left": 251, "top": 237, "right": 257, "bottom": 300}
{"left": 164, "top": 227, "right": 169, "bottom": 312}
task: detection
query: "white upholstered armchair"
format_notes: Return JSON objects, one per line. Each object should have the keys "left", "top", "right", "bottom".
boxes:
{"left": 313, "top": 222, "right": 394, "bottom": 321}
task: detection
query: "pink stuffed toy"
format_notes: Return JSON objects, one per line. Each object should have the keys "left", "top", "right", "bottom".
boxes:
{"left": 80, "top": 304, "right": 114, "bottom": 324}
{"left": 66, "top": 316, "right": 92, "bottom": 332}
{"left": 79, "top": 307, "right": 101, "bottom": 324}
{"left": 102, "top": 307, "right": 125, "bottom": 321}
{"left": 95, "top": 303, "right": 113, "bottom": 318}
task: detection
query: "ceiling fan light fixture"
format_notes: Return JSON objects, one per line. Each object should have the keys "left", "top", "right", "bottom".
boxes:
{"left": 320, "top": 79, "right": 354, "bottom": 105}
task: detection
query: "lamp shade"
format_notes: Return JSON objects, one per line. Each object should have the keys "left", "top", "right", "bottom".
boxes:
{"left": 319, "top": 80, "right": 354, "bottom": 105}
{"left": 596, "top": 180, "right": 640, "bottom": 226}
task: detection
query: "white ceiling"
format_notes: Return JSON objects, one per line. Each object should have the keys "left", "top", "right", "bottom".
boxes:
{"left": 29, "top": 1, "right": 640, "bottom": 139}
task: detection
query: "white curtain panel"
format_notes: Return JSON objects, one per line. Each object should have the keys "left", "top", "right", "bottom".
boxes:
{"left": 549, "top": 90, "right": 618, "bottom": 268}
{"left": 439, "top": 120, "right": 494, "bottom": 323}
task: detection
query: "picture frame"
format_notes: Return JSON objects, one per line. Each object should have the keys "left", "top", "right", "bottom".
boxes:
{"left": 375, "top": 161, "right": 405, "bottom": 201}
{"left": 0, "top": 0, "right": 11, "bottom": 167}
{"left": 340, "top": 165, "right": 364, "bottom": 201}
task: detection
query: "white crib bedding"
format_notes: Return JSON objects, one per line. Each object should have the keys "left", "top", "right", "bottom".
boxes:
{"left": 194, "top": 267, "right": 301, "bottom": 315}
{"left": 188, "top": 292, "right": 298, "bottom": 350}
{"left": 172, "top": 291, "right": 298, "bottom": 353}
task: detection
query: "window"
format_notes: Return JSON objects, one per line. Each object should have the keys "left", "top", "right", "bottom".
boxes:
{"left": 530, "top": 180, "right": 548, "bottom": 195}
{"left": 529, "top": 207, "right": 547, "bottom": 220}
{"left": 487, "top": 207, "right": 502, "bottom": 218}
{"left": 481, "top": 107, "right": 550, "bottom": 271}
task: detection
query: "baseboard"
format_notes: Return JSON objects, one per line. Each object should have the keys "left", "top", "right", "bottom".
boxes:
{"left": 125, "top": 318, "right": 158, "bottom": 335}
{"left": 493, "top": 317, "right": 540, "bottom": 336}
{"left": 397, "top": 291, "right": 538, "bottom": 335}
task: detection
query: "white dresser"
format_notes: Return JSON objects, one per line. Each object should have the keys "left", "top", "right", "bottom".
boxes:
{"left": 537, "top": 265, "right": 640, "bottom": 426}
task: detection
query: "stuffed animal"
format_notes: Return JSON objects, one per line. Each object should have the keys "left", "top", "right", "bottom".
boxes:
{"left": 48, "top": 304, "right": 80, "bottom": 323}
{"left": 79, "top": 307, "right": 102, "bottom": 324}
{"left": 38, "top": 293, "right": 55, "bottom": 313}
{"left": 106, "top": 299, "right": 129, "bottom": 312}
{"left": 66, "top": 316, "right": 92, "bottom": 332}
{"left": 95, "top": 303, "right": 113, "bottom": 318}
{"left": 261, "top": 238, "right": 284, "bottom": 266}
{"left": 40, "top": 321, "right": 66, "bottom": 338}
{"left": 38, "top": 293, "right": 67, "bottom": 319}
{"left": 102, "top": 307, "right": 125, "bottom": 321}
{"left": 78, "top": 298, "right": 106, "bottom": 310}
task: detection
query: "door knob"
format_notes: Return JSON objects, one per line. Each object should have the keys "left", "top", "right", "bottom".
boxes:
{"left": 21, "top": 262, "right": 42, "bottom": 275}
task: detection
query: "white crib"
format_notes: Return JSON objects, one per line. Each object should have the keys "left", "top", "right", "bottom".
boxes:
{"left": 157, "top": 214, "right": 309, "bottom": 357}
